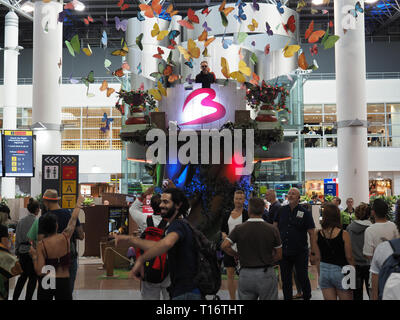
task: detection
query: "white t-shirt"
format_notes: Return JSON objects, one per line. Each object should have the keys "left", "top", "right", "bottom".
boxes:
{"left": 228, "top": 215, "right": 243, "bottom": 252}
{"left": 129, "top": 198, "right": 163, "bottom": 234}
{"left": 363, "top": 221, "right": 399, "bottom": 257}
{"left": 370, "top": 241, "right": 394, "bottom": 274}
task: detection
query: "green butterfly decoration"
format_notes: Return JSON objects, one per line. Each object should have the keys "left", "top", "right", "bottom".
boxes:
{"left": 136, "top": 33, "right": 143, "bottom": 51}
{"left": 250, "top": 52, "right": 258, "bottom": 65}
{"left": 321, "top": 26, "right": 340, "bottom": 49}
{"left": 65, "top": 34, "right": 80, "bottom": 57}
{"left": 220, "top": 11, "right": 228, "bottom": 27}
{"left": 237, "top": 32, "right": 248, "bottom": 44}
{"left": 149, "top": 62, "right": 165, "bottom": 81}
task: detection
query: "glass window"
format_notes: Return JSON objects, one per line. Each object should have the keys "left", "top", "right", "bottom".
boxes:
{"left": 82, "top": 140, "right": 111, "bottom": 150}
{"left": 324, "top": 104, "right": 336, "bottom": 114}
{"left": 323, "top": 114, "right": 337, "bottom": 123}
{"left": 367, "top": 113, "right": 385, "bottom": 123}
{"left": 304, "top": 104, "right": 322, "bottom": 114}
{"left": 304, "top": 114, "right": 322, "bottom": 124}
{"left": 62, "top": 140, "right": 81, "bottom": 150}
{"left": 84, "top": 107, "right": 112, "bottom": 117}
{"left": 367, "top": 104, "right": 385, "bottom": 113}
{"left": 388, "top": 104, "right": 400, "bottom": 114}
{"left": 62, "top": 129, "right": 80, "bottom": 139}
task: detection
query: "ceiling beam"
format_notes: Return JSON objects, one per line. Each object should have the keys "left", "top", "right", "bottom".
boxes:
{"left": 0, "top": 0, "right": 33, "bottom": 21}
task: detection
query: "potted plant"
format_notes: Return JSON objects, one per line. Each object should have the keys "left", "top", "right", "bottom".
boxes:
{"left": 115, "top": 89, "right": 157, "bottom": 126}
{"left": 246, "top": 81, "right": 290, "bottom": 128}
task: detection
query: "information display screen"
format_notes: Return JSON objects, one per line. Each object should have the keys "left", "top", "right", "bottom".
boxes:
{"left": 3, "top": 131, "right": 34, "bottom": 177}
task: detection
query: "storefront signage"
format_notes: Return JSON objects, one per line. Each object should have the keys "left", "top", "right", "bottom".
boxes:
{"left": 324, "top": 178, "right": 338, "bottom": 196}
{"left": 3, "top": 131, "right": 34, "bottom": 177}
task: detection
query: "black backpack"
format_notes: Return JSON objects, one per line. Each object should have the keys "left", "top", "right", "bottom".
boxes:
{"left": 137, "top": 216, "right": 169, "bottom": 283}
{"left": 378, "top": 238, "right": 400, "bottom": 300}
{"left": 182, "top": 220, "right": 221, "bottom": 298}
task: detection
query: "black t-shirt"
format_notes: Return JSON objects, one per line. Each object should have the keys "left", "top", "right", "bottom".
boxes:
{"left": 195, "top": 72, "right": 215, "bottom": 88}
{"left": 165, "top": 219, "right": 198, "bottom": 298}
{"left": 0, "top": 224, "right": 8, "bottom": 239}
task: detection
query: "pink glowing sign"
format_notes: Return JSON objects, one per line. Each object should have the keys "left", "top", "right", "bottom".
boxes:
{"left": 179, "top": 88, "right": 226, "bottom": 126}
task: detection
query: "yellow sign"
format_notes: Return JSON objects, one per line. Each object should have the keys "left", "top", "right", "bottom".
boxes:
{"left": 4, "top": 130, "right": 32, "bottom": 136}
{"left": 62, "top": 180, "right": 76, "bottom": 194}
{"left": 62, "top": 195, "right": 76, "bottom": 209}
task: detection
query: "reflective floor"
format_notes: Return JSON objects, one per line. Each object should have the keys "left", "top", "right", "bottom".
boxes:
{"left": 8, "top": 258, "right": 368, "bottom": 300}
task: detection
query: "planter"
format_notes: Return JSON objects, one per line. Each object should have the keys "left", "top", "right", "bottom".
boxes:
{"left": 255, "top": 104, "right": 280, "bottom": 129}
{"left": 125, "top": 105, "right": 148, "bottom": 126}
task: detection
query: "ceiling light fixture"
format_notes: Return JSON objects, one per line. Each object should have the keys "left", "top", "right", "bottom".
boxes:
{"left": 74, "top": 0, "right": 85, "bottom": 11}
{"left": 21, "top": 1, "right": 34, "bottom": 12}
{"left": 365, "top": 0, "right": 378, "bottom": 3}
{"left": 312, "top": 0, "right": 324, "bottom": 5}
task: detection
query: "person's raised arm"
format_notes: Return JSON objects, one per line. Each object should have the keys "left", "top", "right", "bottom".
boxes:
{"left": 63, "top": 195, "right": 84, "bottom": 239}
{"left": 114, "top": 234, "right": 159, "bottom": 251}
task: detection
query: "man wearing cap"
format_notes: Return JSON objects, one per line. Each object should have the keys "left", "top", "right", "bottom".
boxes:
{"left": 27, "top": 189, "right": 84, "bottom": 297}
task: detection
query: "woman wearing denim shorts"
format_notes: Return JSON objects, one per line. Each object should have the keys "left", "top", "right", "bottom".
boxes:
{"left": 315, "top": 203, "right": 355, "bottom": 300}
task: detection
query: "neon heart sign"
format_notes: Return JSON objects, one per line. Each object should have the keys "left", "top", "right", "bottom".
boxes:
{"left": 179, "top": 88, "right": 226, "bottom": 126}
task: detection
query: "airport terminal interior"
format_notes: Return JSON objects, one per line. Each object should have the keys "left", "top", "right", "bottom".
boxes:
{"left": 0, "top": 0, "right": 400, "bottom": 301}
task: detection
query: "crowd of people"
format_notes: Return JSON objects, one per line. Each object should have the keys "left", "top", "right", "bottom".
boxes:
{"left": 1, "top": 183, "right": 400, "bottom": 301}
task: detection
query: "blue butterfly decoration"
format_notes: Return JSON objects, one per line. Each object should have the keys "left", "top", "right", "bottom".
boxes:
{"left": 222, "top": 36, "right": 233, "bottom": 49}
{"left": 158, "top": 8, "right": 172, "bottom": 21}
{"left": 185, "top": 58, "right": 194, "bottom": 69}
{"left": 234, "top": 5, "right": 247, "bottom": 23}
{"left": 101, "top": 30, "right": 107, "bottom": 47}
{"left": 348, "top": 1, "right": 363, "bottom": 17}
{"left": 137, "top": 11, "right": 145, "bottom": 21}
{"left": 100, "top": 113, "right": 113, "bottom": 133}
{"left": 137, "top": 62, "right": 142, "bottom": 75}
{"left": 276, "top": 0, "right": 284, "bottom": 14}
{"left": 265, "top": 22, "right": 273, "bottom": 36}
{"left": 168, "top": 30, "right": 180, "bottom": 40}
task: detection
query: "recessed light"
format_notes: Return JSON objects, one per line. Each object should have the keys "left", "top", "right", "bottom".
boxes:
{"left": 21, "top": 1, "right": 34, "bottom": 12}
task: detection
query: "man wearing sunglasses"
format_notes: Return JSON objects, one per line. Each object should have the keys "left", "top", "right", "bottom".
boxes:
{"left": 195, "top": 61, "right": 216, "bottom": 88}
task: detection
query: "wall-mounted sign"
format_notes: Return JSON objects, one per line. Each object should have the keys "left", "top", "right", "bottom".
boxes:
{"left": 42, "top": 155, "right": 79, "bottom": 209}
{"left": 3, "top": 131, "right": 34, "bottom": 177}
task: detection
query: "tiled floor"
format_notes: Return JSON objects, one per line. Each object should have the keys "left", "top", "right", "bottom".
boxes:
{"left": 8, "top": 258, "right": 367, "bottom": 300}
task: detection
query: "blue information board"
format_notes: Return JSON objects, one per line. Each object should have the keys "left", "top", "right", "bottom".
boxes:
{"left": 3, "top": 131, "right": 34, "bottom": 177}
{"left": 324, "top": 178, "right": 337, "bottom": 196}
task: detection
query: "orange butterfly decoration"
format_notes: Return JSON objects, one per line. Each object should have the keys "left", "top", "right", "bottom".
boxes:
{"left": 305, "top": 20, "right": 325, "bottom": 43}
{"left": 197, "top": 30, "right": 216, "bottom": 47}
{"left": 219, "top": 0, "right": 234, "bottom": 16}
{"left": 83, "top": 16, "right": 94, "bottom": 25}
{"left": 298, "top": 52, "right": 309, "bottom": 70}
{"left": 178, "top": 8, "right": 199, "bottom": 29}
{"left": 100, "top": 80, "right": 115, "bottom": 97}
{"left": 264, "top": 44, "right": 270, "bottom": 55}
{"left": 250, "top": 72, "right": 260, "bottom": 86}
{"left": 112, "top": 68, "right": 124, "bottom": 77}
{"left": 166, "top": 4, "right": 178, "bottom": 17}
{"left": 153, "top": 47, "right": 164, "bottom": 59}
{"left": 139, "top": 0, "right": 162, "bottom": 18}
{"left": 117, "top": 0, "right": 129, "bottom": 11}
{"left": 238, "top": 48, "right": 244, "bottom": 60}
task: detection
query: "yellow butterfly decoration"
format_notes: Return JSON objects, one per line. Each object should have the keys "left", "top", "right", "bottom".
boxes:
{"left": 221, "top": 58, "right": 251, "bottom": 83}
{"left": 149, "top": 81, "right": 167, "bottom": 101}
{"left": 230, "top": 60, "right": 251, "bottom": 83}
{"left": 99, "top": 80, "right": 115, "bottom": 97}
{"left": 151, "top": 23, "right": 169, "bottom": 41}
{"left": 111, "top": 40, "right": 129, "bottom": 57}
{"left": 247, "top": 19, "right": 259, "bottom": 31}
{"left": 166, "top": 4, "right": 178, "bottom": 17}
{"left": 282, "top": 40, "right": 300, "bottom": 58}
{"left": 178, "top": 39, "right": 200, "bottom": 61}
{"left": 219, "top": 0, "right": 235, "bottom": 16}
{"left": 82, "top": 44, "right": 92, "bottom": 56}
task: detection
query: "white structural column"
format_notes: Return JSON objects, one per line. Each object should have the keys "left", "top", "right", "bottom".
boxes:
{"left": 334, "top": 0, "right": 369, "bottom": 204}
{"left": 30, "top": 0, "right": 63, "bottom": 196}
{"left": 2, "top": 11, "right": 19, "bottom": 198}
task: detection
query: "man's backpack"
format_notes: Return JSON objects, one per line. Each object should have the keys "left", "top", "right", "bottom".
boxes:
{"left": 182, "top": 220, "right": 221, "bottom": 297}
{"left": 136, "top": 216, "right": 169, "bottom": 284}
{"left": 378, "top": 238, "right": 400, "bottom": 300}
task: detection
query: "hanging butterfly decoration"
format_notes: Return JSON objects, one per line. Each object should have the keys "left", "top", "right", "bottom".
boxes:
{"left": 137, "top": 62, "right": 142, "bottom": 75}
{"left": 282, "top": 15, "right": 296, "bottom": 34}
{"left": 82, "top": 44, "right": 92, "bottom": 56}
{"left": 251, "top": 0, "right": 259, "bottom": 11}
{"left": 136, "top": 33, "right": 143, "bottom": 51}
{"left": 178, "top": 38, "right": 200, "bottom": 63}
{"left": 178, "top": 8, "right": 199, "bottom": 29}
{"left": 221, "top": 35, "right": 233, "bottom": 49}
{"left": 100, "top": 80, "right": 115, "bottom": 97}
{"left": 348, "top": 1, "right": 363, "bottom": 18}
{"left": 282, "top": 40, "right": 300, "bottom": 57}
{"left": 101, "top": 30, "right": 107, "bottom": 48}
{"left": 264, "top": 43, "right": 270, "bottom": 55}
{"left": 219, "top": 0, "right": 235, "bottom": 27}
{"left": 276, "top": 0, "right": 284, "bottom": 14}
{"left": 83, "top": 16, "right": 94, "bottom": 25}
{"left": 296, "top": 0, "right": 306, "bottom": 12}
{"left": 100, "top": 113, "right": 114, "bottom": 133}
{"left": 202, "top": 7, "right": 212, "bottom": 16}
{"left": 117, "top": 0, "right": 129, "bottom": 11}
{"left": 247, "top": 19, "right": 258, "bottom": 31}
{"left": 234, "top": 0, "right": 247, "bottom": 23}
{"left": 137, "top": 11, "right": 145, "bottom": 21}
{"left": 151, "top": 23, "right": 169, "bottom": 40}
{"left": 81, "top": 70, "right": 95, "bottom": 96}
{"left": 266, "top": 22, "right": 274, "bottom": 36}
{"left": 65, "top": 34, "right": 80, "bottom": 57}
{"left": 305, "top": 21, "right": 325, "bottom": 43}
{"left": 139, "top": 0, "right": 162, "bottom": 18}
{"left": 153, "top": 46, "right": 165, "bottom": 59}
{"left": 112, "top": 68, "right": 125, "bottom": 77}
{"left": 111, "top": 39, "right": 129, "bottom": 56}
{"left": 115, "top": 17, "right": 128, "bottom": 32}
{"left": 149, "top": 81, "right": 167, "bottom": 101}
{"left": 310, "top": 44, "right": 318, "bottom": 56}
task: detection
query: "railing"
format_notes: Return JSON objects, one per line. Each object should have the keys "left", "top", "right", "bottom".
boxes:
{"left": 300, "top": 35, "right": 400, "bottom": 43}
{"left": 307, "top": 72, "right": 400, "bottom": 80}
{"left": 0, "top": 76, "right": 121, "bottom": 85}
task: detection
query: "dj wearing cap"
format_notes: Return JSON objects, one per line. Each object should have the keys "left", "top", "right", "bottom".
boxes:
{"left": 195, "top": 61, "right": 216, "bottom": 88}
{"left": 27, "top": 189, "right": 84, "bottom": 297}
